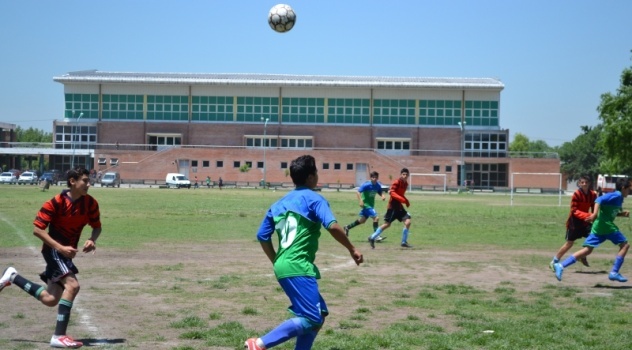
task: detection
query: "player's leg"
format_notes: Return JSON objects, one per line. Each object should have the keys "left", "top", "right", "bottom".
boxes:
{"left": 608, "top": 234, "right": 629, "bottom": 282}
{"left": 400, "top": 213, "right": 412, "bottom": 247}
{"left": 344, "top": 210, "right": 368, "bottom": 236}
{"left": 370, "top": 211, "right": 393, "bottom": 248}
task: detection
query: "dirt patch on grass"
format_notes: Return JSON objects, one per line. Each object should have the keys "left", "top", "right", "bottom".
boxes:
{"left": 0, "top": 242, "right": 623, "bottom": 349}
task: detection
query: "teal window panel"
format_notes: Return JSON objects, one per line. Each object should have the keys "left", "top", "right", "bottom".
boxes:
{"left": 353, "top": 115, "right": 361, "bottom": 123}
{"left": 490, "top": 118, "right": 499, "bottom": 125}
{"left": 246, "top": 97, "right": 253, "bottom": 104}
{"left": 474, "top": 101, "right": 481, "bottom": 109}
{"left": 428, "top": 100, "right": 435, "bottom": 108}
{"left": 147, "top": 96, "right": 154, "bottom": 103}
{"left": 300, "top": 107, "right": 307, "bottom": 114}
{"left": 446, "top": 109, "right": 452, "bottom": 117}
{"left": 445, "top": 101, "right": 453, "bottom": 108}
{"left": 419, "top": 117, "right": 427, "bottom": 124}
{"left": 65, "top": 102, "right": 73, "bottom": 110}
{"left": 491, "top": 110, "right": 498, "bottom": 117}
{"left": 193, "top": 96, "right": 200, "bottom": 103}
{"left": 374, "top": 100, "right": 382, "bottom": 107}
{"left": 482, "top": 119, "right": 490, "bottom": 126}
{"left": 271, "top": 106, "right": 278, "bottom": 114}
{"left": 316, "top": 115, "right": 324, "bottom": 123}
{"left": 420, "top": 109, "right": 427, "bottom": 116}
{"left": 455, "top": 110, "right": 461, "bottom": 117}
{"left": 218, "top": 105, "right": 226, "bottom": 113}
{"left": 474, "top": 110, "right": 480, "bottom": 117}
{"left": 436, "top": 100, "right": 445, "bottom": 108}
{"left": 361, "top": 116, "right": 369, "bottom": 124}
{"left": 73, "top": 94, "right": 81, "bottom": 101}
{"left": 491, "top": 101, "right": 499, "bottom": 109}
{"left": 437, "top": 109, "right": 444, "bottom": 117}
{"left": 428, "top": 109, "right": 435, "bottom": 117}
{"left": 482, "top": 101, "right": 490, "bottom": 109}
{"left": 419, "top": 100, "right": 427, "bottom": 108}
{"left": 181, "top": 105, "right": 188, "bottom": 112}
{"left": 427, "top": 117, "right": 436, "bottom": 125}
{"left": 383, "top": 100, "right": 390, "bottom": 107}
{"left": 454, "top": 101, "right": 462, "bottom": 108}
{"left": 465, "top": 110, "right": 472, "bottom": 117}
{"left": 482, "top": 110, "right": 489, "bottom": 117}
{"left": 465, "top": 101, "right": 472, "bottom": 108}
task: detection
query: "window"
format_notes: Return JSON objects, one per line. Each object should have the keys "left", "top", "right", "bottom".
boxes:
{"left": 245, "top": 161, "right": 253, "bottom": 168}
{"left": 326, "top": 98, "right": 369, "bottom": 124}
{"left": 233, "top": 161, "right": 240, "bottom": 168}
{"left": 464, "top": 132, "right": 508, "bottom": 158}
{"left": 323, "top": 163, "right": 329, "bottom": 170}
{"left": 280, "top": 162, "right": 288, "bottom": 169}
{"left": 203, "top": 161, "right": 210, "bottom": 168}
{"left": 376, "top": 138, "right": 411, "bottom": 155}
{"left": 146, "top": 95, "right": 189, "bottom": 121}
{"left": 334, "top": 163, "right": 341, "bottom": 170}
{"left": 373, "top": 99, "right": 415, "bottom": 125}
{"left": 346, "top": 163, "right": 353, "bottom": 170}
{"left": 445, "top": 165, "right": 452, "bottom": 172}
{"left": 147, "top": 134, "right": 182, "bottom": 151}
{"left": 192, "top": 96, "right": 234, "bottom": 122}
{"left": 216, "top": 161, "right": 223, "bottom": 168}
{"left": 433, "top": 165, "right": 440, "bottom": 172}
{"left": 110, "top": 158, "right": 119, "bottom": 166}
{"left": 98, "top": 158, "right": 106, "bottom": 165}
{"left": 257, "top": 161, "right": 264, "bottom": 169}
{"left": 282, "top": 97, "right": 325, "bottom": 124}
{"left": 192, "top": 160, "right": 198, "bottom": 167}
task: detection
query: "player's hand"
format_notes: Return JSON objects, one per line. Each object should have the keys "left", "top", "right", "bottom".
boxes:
{"left": 350, "top": 248, "right": 363, "bottom": 265}
{"left": 59, "top": 246, "right": 78, "bottom": 259}
{"left": 359, "top": 201, "right": 364, "bottom": 208}
{"left": 82, "top": 239, "right": 96, "bottom": 254}
{"left": 622, "top": 210, "right": 630, "bottom": 218}
{"left": 405, "top": 199, "right": 410, "bottom": 207}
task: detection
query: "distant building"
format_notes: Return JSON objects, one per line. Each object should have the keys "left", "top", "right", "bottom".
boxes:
{"left": 44, "top": 70, "right": 559, "bottom": 189}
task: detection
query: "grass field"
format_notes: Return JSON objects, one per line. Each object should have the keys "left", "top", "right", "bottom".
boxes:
{"left": 1, "top": 185, "right": 632, "bottom": 350}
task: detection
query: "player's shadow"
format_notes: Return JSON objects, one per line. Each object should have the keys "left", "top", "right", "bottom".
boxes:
{"left": 593, "top": 283, "right": 632, "bottom": 289}
{"left": 81, "top": 338, "right": 127, "bottom": 346}
{"left": 574, "top": 270, "right": 608, "bottom": 275}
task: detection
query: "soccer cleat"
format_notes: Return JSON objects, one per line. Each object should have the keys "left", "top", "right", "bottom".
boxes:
{"left": 608, "top": 272, "right": 628, "bottom": 283}
{"left": 50, "top": 335, "right": 83, "bottom": 348}
{"left": 401, "top": 242, "right": 412, "bottom": 248}
{"left": 549, "top": 260, "right": 556, "bottom": 272}
{"left": 0, "top": 267, "right": 17, "bottom": 292}
{"left": 553, "top": 263, "right": 564, "bottom": 281}
{"left": 376, "top": 236, "right": 386, "bottom": 242}
{"left": 344, "top": 226, "right": 349, "bottom": 237}
{"left": 367, "top": 237, "right": 375, "bottom": 249}
{"left": 579, "top": 257, "right": 590, "bottom": 267}
{"left": 244, "top": 338, "right": 264, "bottom": 350}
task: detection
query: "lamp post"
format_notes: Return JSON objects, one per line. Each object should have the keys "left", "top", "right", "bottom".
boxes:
{"left": 457, "top": 121, "right": 466, "bottom": 189}
{"left": 261, "top": 117, "right": 269, "bottom": 189}
{"left": 71, "top": 111, "right": 84, "bottom": 169}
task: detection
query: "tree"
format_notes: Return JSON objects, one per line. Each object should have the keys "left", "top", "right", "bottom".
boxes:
{"left": 558, "top": 125, "right": 604, "bottom": 181}
{"left": 509, "top": 133, "right": 530, "bottom": 154}
{"left": 598, "top": 54, "right": 632, "bottom": 171}
{"left": 509, "top": 133, "right": 554, "bottom": 157}
{"left": 15, "top": 126, "right": 52, "bottom": 143}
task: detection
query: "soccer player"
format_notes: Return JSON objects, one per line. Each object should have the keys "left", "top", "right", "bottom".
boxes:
{"left": 244, "top": 155, "right": 363, "bottom": 350}
{"left": 554, "top": 177, "right": 631, "bottom": 283}
{"left": 368, "top": 168, "right": 412, "bottom": 249}
{"left": 0, "top": 168, "right": 102, "bottom": 348}
{"left": 343, "top": 171, "right": 386, "bottom": 240}
{"left": 549, "top": 175, "right": 597, "bottom": 270}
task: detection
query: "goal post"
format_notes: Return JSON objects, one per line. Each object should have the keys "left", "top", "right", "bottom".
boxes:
{"left": 510, "top": 172, "right": 562, "bottom": 206}
{"left": 408, "top": 173, "right": 447, "bottom": 193}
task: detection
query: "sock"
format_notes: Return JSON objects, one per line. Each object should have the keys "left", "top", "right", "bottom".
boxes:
{"left": 373, "top": 221, "right": 379, "bottom": 232}
{"left": 370, "top": 228, "right": 383, "bottom": 240}
{"left": 348, "top": 220, "right": 361, "bottom": 230}
{"left": 260, "top": 317, "right": 305, "bottom": 348}
{"left": 552, "top": 257, "right": 560, "bottom": 263}
{"left": 561, "top": 255, "right": 577, "bottom": 268}
{"left": 402, "top": 228, "right": 409, "bottom": 243}
{"left": 612, "top": 256, "right": 624, "bottom": 274}
{"left": 11, "top": 275, "right": 45, "bottom": 300}
{"left": 54, "top": 299, "right": 73, "bottom": 336}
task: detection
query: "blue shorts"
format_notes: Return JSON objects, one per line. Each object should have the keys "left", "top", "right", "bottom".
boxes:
{"left": 582, "top": 231, "right": 628, "bottom": 248}
{"left": 358, "top": 208, "right": 378, "bottom": 219}
{"left": 278, "top": 276, "right": 328, "bottom": 327}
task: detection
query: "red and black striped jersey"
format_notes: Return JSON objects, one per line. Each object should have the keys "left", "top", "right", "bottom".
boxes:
{"left": 34, "top": 190, "right": 101, "bottom": 251}
{"left": 566, "top": 188, "right": 597, "bottom": 229}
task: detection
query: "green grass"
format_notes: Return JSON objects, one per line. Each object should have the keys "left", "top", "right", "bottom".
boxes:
{"left": 1, "top": 186, "right": 632, "bottom": 350}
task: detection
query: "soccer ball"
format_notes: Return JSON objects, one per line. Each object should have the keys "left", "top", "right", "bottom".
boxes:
{"left": 268, "top": 4, "right": 296, "bottom": 33}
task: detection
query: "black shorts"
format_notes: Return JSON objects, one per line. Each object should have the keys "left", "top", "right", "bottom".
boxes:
{"left": 383, "top": 208, "right": 411, "bottom": 223}
{"left": 565, "top": 225, "right": 591, "bottom": 242}
{"left": 39, "top": 249, "right": 79, "bottom": 284}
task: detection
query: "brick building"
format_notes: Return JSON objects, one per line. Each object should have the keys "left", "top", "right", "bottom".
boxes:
{"left": 47, "top": 70, "right": 560, "bottom": 189}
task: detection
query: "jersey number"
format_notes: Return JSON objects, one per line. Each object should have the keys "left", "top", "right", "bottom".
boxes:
{"left": 276, "top": 216, "right": 298, "bottom": 249}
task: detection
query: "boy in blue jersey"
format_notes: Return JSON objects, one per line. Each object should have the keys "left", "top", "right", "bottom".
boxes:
{"left": 343, "top": 171, "right": 386, "bottom": 239}
{"left": 245, "top": 155, "right": 364, "bottom": 350}
{"left": 554, "top": 177, "right": 631, "bottom": 283}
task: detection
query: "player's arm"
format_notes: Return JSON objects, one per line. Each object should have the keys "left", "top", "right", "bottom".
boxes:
{"left": 83, "top": 227, "right": 101, "bottom": 253}
{"left": 260, "top": 241, "right": 276, "bottom": 263}
{"left": 585, "top": 203, "right": 600, "bottom": 222}
{"left": 257, "top": 210, "right": 277, "bottom": 263}
{"left": 327, "top": 222, "right": 363, "bottom": 265}
{"left": 389, "top": 183, "right": 410, "bottom": 207}
{"left": 356, "top": 190, "right": 364, "bottom": 208}
{"left": 33, "top": 226, "right": 78, "bottom": 258}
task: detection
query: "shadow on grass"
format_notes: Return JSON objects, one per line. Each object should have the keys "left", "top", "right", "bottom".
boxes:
{"left": 81, "top": 338, "right": 127, "bottom": 346}
{"left": 574, "top": 270, "right": 608, "bottom": 275}
{"left": 593, "top": 284, "right": 632, "bottom": 289}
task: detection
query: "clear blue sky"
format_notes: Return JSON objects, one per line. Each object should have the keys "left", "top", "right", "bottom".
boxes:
{"left": 1, "top": 0, "right": 630, "bottom": 146}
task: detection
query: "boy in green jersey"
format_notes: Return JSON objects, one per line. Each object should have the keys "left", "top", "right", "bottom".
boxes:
{"left": 245, "top": 155, "right": 363, "bottom": 350}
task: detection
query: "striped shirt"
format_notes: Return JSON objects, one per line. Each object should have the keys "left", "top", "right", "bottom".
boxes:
{"left": 565, "top": 188, "right": 597, "bottom": 230}
{"left": 34, "top": 190, "right": 101, "bottom": 252}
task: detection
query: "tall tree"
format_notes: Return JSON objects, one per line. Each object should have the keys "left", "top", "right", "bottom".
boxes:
{"left": 598, "top": 54, "right": 632, "bottom": 171}
{"left": 558, "top": 125, "right": 604, "bottom": 181}
{"left": 15, "top": 126, "right": 52, "bottom": 143}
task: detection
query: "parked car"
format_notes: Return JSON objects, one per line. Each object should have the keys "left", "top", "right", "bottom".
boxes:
{"left": 17, "top": 171, "right": 38, "bottom": 185}
{"left": 100, "top": 172, "right": 121, "bottom": 188}
{"left": 0, "top": 172, "right": 17, "bottom": 184}
{"left": 166, "top": 173, "right": 191, "bottom": 189}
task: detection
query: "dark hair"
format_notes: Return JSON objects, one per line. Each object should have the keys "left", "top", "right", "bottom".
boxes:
{"left": 290, "top": 155, "right": 317, "bottom": 186}
{"left": 615, "top": 177, "right": 631, "bottom": 192}
{"left": 370, "top": 171, "right": 379, "bottom": 178}
{"left": 66, "top": 168, "right": 90, "bottom": 187}
{"left": 579, "top": 174, "right": 592, "bottom": 183}
{"left": 400, "top": 168, "right": 410, "bottom": 175}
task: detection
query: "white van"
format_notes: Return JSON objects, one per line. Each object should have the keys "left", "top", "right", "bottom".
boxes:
{"left": 101, "top": 172, "right": 121, "bottom": 187}
{"left": 166, "top": 173, "right": 191, "bottom": 189}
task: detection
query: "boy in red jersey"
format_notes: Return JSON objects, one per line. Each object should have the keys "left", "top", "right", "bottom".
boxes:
{"left": 0, "top": 168, "right": 102, "bottom": 349}
{"left": 368, "top": 168, "right": 412, "bottom": 248}
{"left": 550, "top": 175, "right": 596, "bottom": 270}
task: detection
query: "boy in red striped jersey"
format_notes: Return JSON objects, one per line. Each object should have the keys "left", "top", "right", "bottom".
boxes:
{"left": 550, "top": 174, "right": 596, "bottom": 270}
{"left": 0, "top": 168, "right": 102, "bottom": 348}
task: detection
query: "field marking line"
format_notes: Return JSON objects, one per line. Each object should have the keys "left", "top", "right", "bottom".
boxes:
{"left": 0, "top": 212, "right": 102, "bottom": 338}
